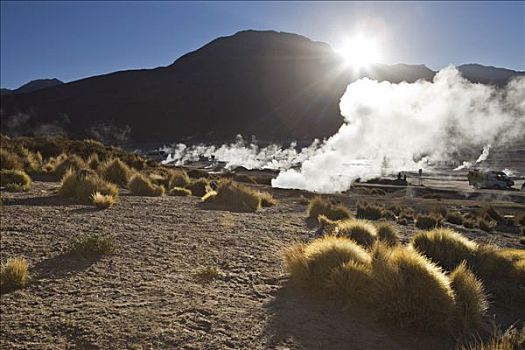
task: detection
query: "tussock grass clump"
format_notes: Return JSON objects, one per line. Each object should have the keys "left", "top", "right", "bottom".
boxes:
{"left": 185, "top": 178, "right": 211, "bottom": 197}
{"left": 387, "top": 205, "right": 402, "bottom": 216}
{"left": 169, "top": 187, "right": 191, "bottom": 196}
{"left": 450, "top": 262, "right": 488, "bottom": 332}
{"left": 515, "top": 213, "right": 525, "bottom": 227}
{"left": 371, "top": 245, "right": 456, "bottom": 332}
{"left": 87, "top": 153, "right": 101, "bottom": 170}
{"left": 463, "top": 217, "right": 477, "bottom": 229}
{"left": 283, "top": 236, "right": 371, "bottom": 290}
{"left": 1, "top": 169, "right": 32, "bottom": 191}
{"left": 258, "top": 191, "right": 277, "bottom": 207}
{"left": 376, "top": 222, "right": 400, "bottom": 246}
{"left": 447, "top": 212, "right": 465, "bottom": 225}
{"left": 478, "top": 218, "right": 496, "bottom": 232}
{"left": 0, "top": 257, "right": 29, "bottom": 293}
{"left": 202, "top": 179, "right": 261, "bottom": 212}
{"left": 128, "top": 173, "right": 165, "bottom": 196}
{"left": 0, "top": 148, "right": 23, "bottom": 170}
{"left": 473, "top": 244, "right": 517, "bottom": 279}
{"left": 98, "top": 158, "right": 133, "bottom": 187}
{"left": 195, "top": 266, "right": 221, "bottom": 282}
{"left": 307, "top": 196, "right": 352, "bottom": 221}
{"left": 233, "top": 173, "right": 257, "bottom": 184}
{"left": 327, "top": 260, "right": 374, "bottom": 305}
{"left": 411, "top": 228, "right": 478, "bottom": 271}
{"left": 482, "top": 206, "right": 505, "bottom": 224}
{"left": 91, "top": 192, "right": 117, "bottom": 209}
{"left": 317, "top": 214, "right": 338, "bottom": 233}
{"left": 54, "top": 154, "right": 87, "bottom": 177}
{"left": 415, "top": 213, "right": 443, "bottom": 230}
{"left": 69, "top": 234, "right": 115, "bottom": 257}
{"left": 381, "top": 209, "right": 397, "bottom": 221}
{"left": 458, "top": 325, "right": 525, "bottom": 350}
{"left": 334, "top": 219, "right": 378, "bottom": 248}
{"left": 356, "top": 201, "right": 382, "bottom": 221}
{"left": 167, "top": 169, "right": 190, "bottom": 188}
{"left": 59, "top": 169, "right": 119, "bottom": 203}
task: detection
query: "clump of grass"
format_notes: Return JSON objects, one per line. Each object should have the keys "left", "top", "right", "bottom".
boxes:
{"left": 371, "top": 244, "right": 456, "bottom": 333}
{"left": 91, "top": 192, "right": 117, "bottom": 209}
{"left": 201, "top": 179, "right": 261, "bottom": 212}
{"left": 317, "top": 214, "right": 338, "bottom": 233}
{"left": 381, "top": 209, "right": 397, "bottom": 221}
{"left": 375, "top": 222, "right": 400, "bottom": 246}
{"left": 415, "top": 213, "right": 443, "bottom": 230}
{"left": 387, "top": 205, "right": 402, "bottom": 216}
{"left": 473, "top": 244, "right": 517, "bottom": 279}
{"left": 54, "top": 154, "right": 88, "bottom": 177}
{"left": 69, "top": 234, "right": 115, "bottom": 257}
{"left": 449, "top": 262, "right": 489, "bottom": 332}
{"left": 0, "top": 257, "right": 29, "bottom": 293}
{"left": 87, "top": 153, "right": 101, "bottom": 170}
{"left": 59, "top": 169, "right": 119, "bottom": 203}
{"left": 478, "top": 218, "right": 496, "bottom": 233}
{"left": 195, "top": 266, "right": 221, "bottom": 282}
{"left": 356, "top": 201, "right": 382, "bottom": 220}
{"left": 98, "top": 158, "right": 133, "bottom": 187}
{"left": 334, "top": 219, "right": 378, "bottom": 248}
{"left": 515, "top": 213, "right": 525, "bottom": 227}
{"left": 282, "top": 236, "right": 371, "bottom": 290}
{"left": 457, "top": 325, "right": 525, "bottom": 350}
{"left": 0, "top": 148, "right": 23, "bottom": 170}
{"left": 185, "top": 178, "right": 211, "bottom": 197}
{"left": 327, "top": 260, "right": 374, "bottom": 305}
{"left": 482, "top": 206, "right": 505, "bottom": 224}
{"left": 411, "top": 228, "right": 478, "bottom": 271}
{"left": 167, "top": 169, "right": 190, "bottom": 188}
{"left": 307, "top": 196, "right": 352, "bottom": 221}
{"left": 447, "top": 212, "right": 465, "bottom": 225}
{"left": 258, "top": 191, "right": 277, "bottom": 207}
{"left": 169, "top": 187, "right": 192, "bottom": 196}
{"left": 128, "top": 173, "right": 165, "bottom": 196}
{"left": 0, "top": 169, "right": 32, "bottom": 191}
{"left": 463, "top": 217, "right": 477, "bottom": 229}
{"left": 233, "top": 173, "right": 257, "bottom": 184}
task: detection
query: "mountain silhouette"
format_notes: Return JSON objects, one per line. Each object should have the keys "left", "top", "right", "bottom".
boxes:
{"left": 1, "top": 30, "right": 523, "bottom": 143}
{"left": 1, "top": 78, "right": 63, "bottom": 96}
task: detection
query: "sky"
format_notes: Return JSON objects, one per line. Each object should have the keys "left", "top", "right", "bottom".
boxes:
{"left": 1, "top": 1, "right": 524, "bottom": 89}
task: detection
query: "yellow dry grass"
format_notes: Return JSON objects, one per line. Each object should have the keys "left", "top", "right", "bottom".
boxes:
{"left": 0, "top": 257, "right": 29, "bottom": 293}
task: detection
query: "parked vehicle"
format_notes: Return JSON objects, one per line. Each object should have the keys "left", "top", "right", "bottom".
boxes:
{"left": 467, "top": 169, "right": 514, "bottom": 189}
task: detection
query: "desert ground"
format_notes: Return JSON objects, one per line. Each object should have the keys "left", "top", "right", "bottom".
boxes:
{"left": 1, "top": 167, "right": 524, "bottom": 350}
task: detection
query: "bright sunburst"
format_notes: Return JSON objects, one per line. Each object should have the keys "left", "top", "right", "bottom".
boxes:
{"left": 336, "top": 35, "right": 380, "bottom": 69}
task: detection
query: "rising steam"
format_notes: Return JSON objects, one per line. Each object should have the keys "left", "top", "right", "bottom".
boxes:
{"left": 273, "top": 66, "right": 525, "bottom": 192}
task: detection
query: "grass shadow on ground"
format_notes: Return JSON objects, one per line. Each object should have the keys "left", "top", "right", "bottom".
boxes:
{"left": 34, "top": 254, "right": 100, "bottom": 280}
{"left": 1, "top": 194, "right": 70, "bottom": 207}
{"left": 262, "top": 282, "right": 451, "bottom": 350}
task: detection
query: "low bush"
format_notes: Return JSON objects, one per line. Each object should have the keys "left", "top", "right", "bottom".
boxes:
{"left": 54, "top": 154, "right": 88, "bottom": 178}
{"left": 356, "top": 201, "right": 382, "bottom": 221}
{"left": 185, "top": 178, "right": 211, "bottom": 197}
{"left": 415, "top": 213, "right": 443, "bottom": 230}
{"left": 478, "top": 218, "right": 496, "bottom": 232}
{"left": 195, "top": 266, "right": 221, "bottom": 282}
{"left": 98, "top": 158, "right": 133, "bottom": 187}
{"left": 59, "top": 169, "right": 119, "bottom": 203}
{"left": 334, "top": 219, "right": 378, "bottom": 248}
{"left": 463, "top": 217, "right": 477, "bottom": 229}
{"left": 0, "top": 169, "right": 32, "bottom": 191}
{"left": 482, "top": 206, "right": 505, "bottom": 224}
{"left": 0, "top": 148, "right": 22, "bottom": 170}
{"left": 458, "top": 325, "right": 525, "bottom": 350}
{"left": 128, "top": 173, "right": 165, "bottom": 196}
{"left": 169, "top": 187, "right": 192, "bottom": 196}
{"left": 0, "top": 257, "right": 29, "bottom": 293}
{"left": 91, "top": 192, "right": 117, "bottom": 209}
{"left": 258, "top": 191, "right": 277, "bottom": 207}
{"left": 381, "top": 209, "right": 396, "bottom": 221}
{"left": 447, "top": 212, "right": 464, "bottom": 225}
{"left": 233, "top": 173, "right": 257, "bottom": 184}
{"left": 387, "top": 205, "right": 402, "bottom": 216}
{"left": 375, "top": 222, "right": 400, "bottom": 246}
{"left": 411, "top": 228, "right": 478, "bottom": 271}
{"left": 307, "top": 196, "right": 352, "bottom": 221}
{"left": 201, "top": 179, "right": 261, "bottom": 212}
{"left": 69, "top": 234, "right": 115, "bottom": 257}
{"left": 327, "top": 260, "right": 374, "bottom": 305}
{"left": 87, "top": 153, "right": 101, "bottom": 170}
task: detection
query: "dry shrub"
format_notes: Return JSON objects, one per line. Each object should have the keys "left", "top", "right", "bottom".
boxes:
{"left": 195, "top": 266, "right": 221, "bottom": 282}
{"left": 307, "top": 196, "right": 352, "bottom": 221}
{"left": 415, "top": 213, "right": 443, "bottom": 230}
{"left": 447, "top": 212, "right": 465, "bottom": 225}
{"left": 0, "top": 257, "right": 29, "bottom": 293}
{"left": 334, "top": 219, "right": 378, "bottom": 248}
{"left": 318, "top": 214, "right": 338, "bottom": 233}
{"left": 258, "top": 191, "right": 277, "bottom": 207}
{"left": 387, "top": 205, "right": 402, "bottom": 216}
{"left": 482, "top": 206, "right": 505, "bottom": 224}
{"left": 59, "top": 169, "right": 118, "bottom": 203}
{"left": 185, "top": 178, "right": 211, "bottom": 197}
{"left": 1, "top": 169, "right": 32, "bottom": 191}
{"left": 98, "top": 158, "right": 133, "bottom": 187}
{"left": 169, "top": 187, "right": 191, "bottom": 196}
{"left": 381, "top": 209, "right": 397, "bottom": 221}
{"left": 463, "top": 217, "right": 477, "bottom": 229}
{"left": 458, "top": 325, "right": 525, "bottom": 350}
{"left": 450, "top": 262, "right": 489, "bottom": 332}
{"left": 202, "top": 179, "right": 261, "bottom": 212}
{"left": 327, "top": 260, "right": 374, "bottom": 305}
{"left": 233, "top": 173, "right": 257, "bottom": 184}
{"left": 371, "top": 244, "right": 456, "bottom": 332}
{"left": 283, "top": 236, "right": 371, "bottom": 291}
{"left": 69, "top": 234, "right": 115, "bottom": 257}
{"left": 356, "top": 201, "right": 382, "bottom": 221}
{"left": 54, "top": 154, "right": 87, "bottom": 177}
{"left": 411, "top": 228, "right": 478, "bottom": 271}
{"left": 478, "top": 218, "right": 496, "bottom": 233}
{"left": 0, "top": 148, "right": 22, "bottom": 170}
{"left": 167, "top": 169, "right": 190, "bottom": 188}
{"left": 128, "top": 173, "right": 165, "bottom": 196}
{"left": 473, "top": 244, "right": 517, "bottom": 279}
{"left": 376, "top": 222, "right": 400, "bottom": 246}
{"left": 91, "top": 192, "right": 117, "bottom": 209}
{"left": 87, "top": 153, "right": 101, "bottom": 170}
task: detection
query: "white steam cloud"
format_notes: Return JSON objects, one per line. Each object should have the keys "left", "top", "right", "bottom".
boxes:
{"left": 273, "top": 66, "right": 525, "bottom": 192}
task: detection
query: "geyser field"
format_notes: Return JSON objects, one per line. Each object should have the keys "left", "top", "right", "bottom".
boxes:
{"left": 1, "top": 68, "right": 524, "bottom": 349}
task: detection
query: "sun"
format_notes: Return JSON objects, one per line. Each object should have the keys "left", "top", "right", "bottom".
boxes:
{"left": 336, "top": 35, "right": 380, "bottom": 69}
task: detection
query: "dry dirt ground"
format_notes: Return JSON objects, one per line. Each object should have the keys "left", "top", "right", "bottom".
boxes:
{"left": 1, "top": 179, "right": 524, "bottom": 350}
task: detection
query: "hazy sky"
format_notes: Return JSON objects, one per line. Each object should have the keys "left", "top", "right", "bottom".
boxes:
{"left": 1, "top": 1, "right": 524, "bottom": 88}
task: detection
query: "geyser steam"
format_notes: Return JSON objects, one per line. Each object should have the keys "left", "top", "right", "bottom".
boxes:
{"left": 272, "top": 66, "right": 525, "bottom": 192}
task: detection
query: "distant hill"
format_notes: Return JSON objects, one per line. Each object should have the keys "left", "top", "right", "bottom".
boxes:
{"left": 1, "top": 30, "right": 523, "bottom": 143}
{"left": 1, "top": 78, "right": 63, "bottom": 96}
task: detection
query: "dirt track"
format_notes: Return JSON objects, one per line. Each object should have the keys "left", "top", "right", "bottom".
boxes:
{"left": 1, "top": 180, "right": 523, "bottom": 349}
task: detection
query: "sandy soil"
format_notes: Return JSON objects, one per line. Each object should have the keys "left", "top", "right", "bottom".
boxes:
{"left": 1, "top": 179, "right": 523, "bottom": 350}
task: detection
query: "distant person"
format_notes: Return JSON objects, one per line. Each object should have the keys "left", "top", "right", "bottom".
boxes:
{"left": 403, "top": 174, "right": 407, "bottom": 181}
{"left": 397, "top": 172, "right": 402, "bottom": 180}
{"left": 418, "top": 169, "right": 423, "bottom": 185}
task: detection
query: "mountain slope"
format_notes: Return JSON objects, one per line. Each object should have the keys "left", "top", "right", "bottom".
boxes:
{"left": 1, "top": 78, "right": 64, "bottom": 96}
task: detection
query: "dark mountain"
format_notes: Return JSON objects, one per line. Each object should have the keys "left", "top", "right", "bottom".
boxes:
{"left": 1, "top": 30, "right": 522, "bottom": 143}
{"left": 457, "top": 64, "right": 525, "bottom": 85}
{"left": 1, "top": 78, "right": 63, "bottom": 96}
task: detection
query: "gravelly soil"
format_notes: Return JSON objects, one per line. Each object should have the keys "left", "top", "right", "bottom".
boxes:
{"left": 1, "top": 181, "right": 523, "bottom": 349}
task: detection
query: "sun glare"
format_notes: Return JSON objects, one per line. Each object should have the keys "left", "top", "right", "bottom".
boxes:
{"left": 336, "top": 36, "right": 380, "bottom": 69}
